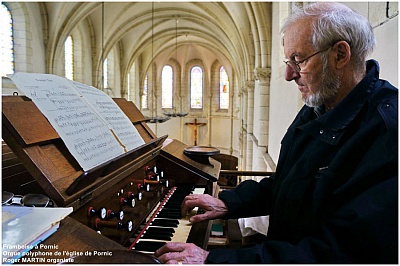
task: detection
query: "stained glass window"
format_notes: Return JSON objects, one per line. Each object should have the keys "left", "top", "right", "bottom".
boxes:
{"left": 219, "top": 66, "right": 229, "bottom": 109}
{"left": 190, "top": 66, "right": 203, "bottom": 109}
{"left": 162, "top": 65, "right": 173, "bottom": 108}
{"left": 1, "top": 3, "right": 14, "bottom": 77}
{"left": 142, "top": 75, "right": 148, "bottom": 109}
{"left": 64, "top": 36, "right": 74, "bottom": 80}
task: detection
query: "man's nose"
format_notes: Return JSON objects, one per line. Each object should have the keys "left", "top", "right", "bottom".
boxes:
{"left": 284, "top": 65, "right": 300, "bottom": 81}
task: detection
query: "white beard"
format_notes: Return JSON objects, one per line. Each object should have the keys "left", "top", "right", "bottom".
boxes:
{"left": 303, "top": 66, "right": 341, "bottom": 108}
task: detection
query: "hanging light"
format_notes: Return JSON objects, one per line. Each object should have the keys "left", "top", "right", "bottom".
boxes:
{"left": 164, "top": 16, "right": 188, "bottom": 118}
{"left": 97, "top": 2, "right": 112, "bottom": 95}
{"left": 175, "top": 17, "right": 187, "bottom": 117}
{"left": 147, "top": 3, "right": 170, "bottom": 123}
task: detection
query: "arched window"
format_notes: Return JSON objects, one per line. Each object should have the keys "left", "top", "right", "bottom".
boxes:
{"left": 142, "top": 75, "right": 148, "bottom": 109}
{"left": 162, "top": 65, "right": 173, "bottom": 109}
{"left": 219, "top": 66, "right": 229, "bottom": 109}
{"left": 1, "top": 3, "right": 14, "bottom": 77}
{"left": 64, "top": 36, "right": 74, "bottom": 80}
{"left": 190, "top": 66, "right": 203, "bottom": 109}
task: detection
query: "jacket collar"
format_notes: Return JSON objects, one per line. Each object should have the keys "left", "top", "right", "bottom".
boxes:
{"left": 298, "top": 60, "right": 380, "bottom": 144}
{"left": 319, "top": 60, "right": 379, "bottom": 130}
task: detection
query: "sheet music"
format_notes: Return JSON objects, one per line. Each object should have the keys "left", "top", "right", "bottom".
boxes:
{"left": 69, "top": 80, "right": 145, "bottom": 151}
{"left": 8, "top": 73, "right": 144, "bottom": 171}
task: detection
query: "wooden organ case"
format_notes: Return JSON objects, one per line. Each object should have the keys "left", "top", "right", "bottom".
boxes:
{"left": 2, "top": 95, "right": 220, "bottom": 263}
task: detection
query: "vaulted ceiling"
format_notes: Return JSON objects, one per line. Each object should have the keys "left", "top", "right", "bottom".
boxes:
{"left": 43, "top": 2, "right": 271, "bottom": 87}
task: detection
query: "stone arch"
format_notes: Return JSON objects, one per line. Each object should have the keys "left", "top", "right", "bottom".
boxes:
{"left": 210, "top": 60, "right": 221, "bottom": 112}
{"left": 67, "top": 18, "right": 94, "bottom": 85}
{"left": 4, "top": 2, "right": 47, "bottom": 73}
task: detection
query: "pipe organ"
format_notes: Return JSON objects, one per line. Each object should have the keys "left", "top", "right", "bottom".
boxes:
{"left": 2, "top": 96, "right": 220, "bottom": 263}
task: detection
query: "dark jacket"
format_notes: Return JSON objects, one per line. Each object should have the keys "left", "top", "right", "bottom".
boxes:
{"left": 207, "top": 60, "right": 398, "bottom": 263}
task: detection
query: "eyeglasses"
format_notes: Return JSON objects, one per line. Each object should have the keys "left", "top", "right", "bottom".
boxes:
{"left": 284, "top": 46, "right": 331, "bottom": 73}
{"left": 2, "top": 191, "right": 54, "bottom": 207}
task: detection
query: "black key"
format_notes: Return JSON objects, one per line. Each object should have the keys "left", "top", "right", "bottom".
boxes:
{"left": 157, "top": 210, "right": 182, "bottom": 216}
{"left": 152, "top": 221, "right": 178, "bottom": 228}
{"left": 157, "top": 212, "right": 181, "bottom": 219}
{"left": 141, "top": 233, "right": 171, "bottom": 241}
{"left": 134, "top": 241, "right": 166, "bottom": 252}
{"left": 146, "top": 227, "right": 175, "bottom": 234}
{"left": 153, "top": 218, "right": 180, "bottom": 223}
{"left": 151, "top": 218, "right": 179, "bottom": 227}
{"left": 142, "top": 230, "right": 173, "bottom": 237}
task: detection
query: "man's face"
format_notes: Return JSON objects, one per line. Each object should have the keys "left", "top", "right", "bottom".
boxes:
{"left": 283, "top": 19, "right": 340, "bottom": 107}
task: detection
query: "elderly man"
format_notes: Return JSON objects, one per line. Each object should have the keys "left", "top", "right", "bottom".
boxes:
{"left": 154, "top": 2, "right": 398, "bottom": 263}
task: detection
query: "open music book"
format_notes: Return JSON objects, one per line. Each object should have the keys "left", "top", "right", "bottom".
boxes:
{"left": 8, "top": 73, "right": 145, "bottom": 171}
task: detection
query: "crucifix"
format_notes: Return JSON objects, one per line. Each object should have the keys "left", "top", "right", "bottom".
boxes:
{"left": 185, "top": 118, "right": 207, "bottom": 146}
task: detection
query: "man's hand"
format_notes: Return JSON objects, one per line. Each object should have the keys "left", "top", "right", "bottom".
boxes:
{"left": 181, "top": 194, "right": 228, "bottom": 223}
{"left": 154, "top": 242, "right": 209, "bottom": 264}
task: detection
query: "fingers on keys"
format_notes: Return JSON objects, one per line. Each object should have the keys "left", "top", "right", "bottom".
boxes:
{"left": 154, "top": 242, "right": 209, "bottom": 264}
{"left": 180, "top": 195, "right": 199, "bottom": 217}
{"left": 154, "top": 242, "right": 185, "bottom": 263}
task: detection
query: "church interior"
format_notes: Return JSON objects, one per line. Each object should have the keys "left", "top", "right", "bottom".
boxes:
{"left": 2, "top": 2, "right": 398, "bottom": 174}
{"left": 1, "top": 1, "right": 398, "bottom": 260}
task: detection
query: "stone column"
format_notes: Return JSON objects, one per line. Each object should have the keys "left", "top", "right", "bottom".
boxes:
{"left": 238, "top": 87, "right": 247, "bottom": 172}
{"left": 246, "top": 81, "right": 255, "bottom": 134}
{"left": 253, "top": 67, "right": 271, "bottom": 147}
{"left": 245, "top": 81, "right": 255, "bottom": 171}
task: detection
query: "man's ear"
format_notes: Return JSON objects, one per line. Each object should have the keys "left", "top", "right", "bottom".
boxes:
{"left": 333, "top": 41, "right": 351, "bottom": 69}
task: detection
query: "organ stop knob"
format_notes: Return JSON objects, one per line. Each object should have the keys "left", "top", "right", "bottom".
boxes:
{"left": 95, "top": 218, "right": 133, "bottom": 232}
{"left": 88, "top": 207, "right": 107, "bottom": 220}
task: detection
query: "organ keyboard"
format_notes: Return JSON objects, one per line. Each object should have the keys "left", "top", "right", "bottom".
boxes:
{"left": 132, "top": 186, "right": 205, "bottom": 253}
{"left": 2, "top": 96, "right": 221, "bottom": 263}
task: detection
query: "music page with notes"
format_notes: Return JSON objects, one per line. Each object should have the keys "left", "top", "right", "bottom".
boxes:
{"left": 8, "top": 72, "right": 145, "bottom": 171}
